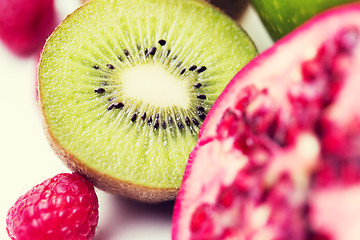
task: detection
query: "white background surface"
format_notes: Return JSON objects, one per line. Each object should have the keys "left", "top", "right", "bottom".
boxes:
{"left": 0, "top": 0, "right": 272, "bottom": 239}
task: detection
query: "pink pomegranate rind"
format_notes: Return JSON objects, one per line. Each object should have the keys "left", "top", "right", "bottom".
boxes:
{"left": 173, "top": 3, "right": 360, "bottom": 240}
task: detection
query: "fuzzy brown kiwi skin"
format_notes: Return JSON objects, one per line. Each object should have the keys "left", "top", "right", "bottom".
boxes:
{"left": 37, "top": 4, "right": 178, "bottom": 203}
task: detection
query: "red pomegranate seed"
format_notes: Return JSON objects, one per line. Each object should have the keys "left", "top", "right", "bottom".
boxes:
{"left": 190, "top": 204, "right": 214, "bottom": 234}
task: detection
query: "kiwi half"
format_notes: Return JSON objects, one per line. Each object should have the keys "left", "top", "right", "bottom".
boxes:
{"left": 38, "top": 0, "right": 257, "bottom": 202}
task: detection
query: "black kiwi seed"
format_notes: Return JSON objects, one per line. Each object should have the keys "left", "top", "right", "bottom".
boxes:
{"left": 92, "top": 65, "right": 100, "bottom": 70}
{"left": 166, "top": 49, "right": 171, "bottom": 56}
{"left": 117, "top": 56, "right": 123, "bottom": 61}
{"left": 158, "top": 39, "right": 166, "bottom": 46}
{"left": 155, "top": 113, "right": 160, "bottom": 119}
{"left": 147, "top": 116, "right": 153, "bottom": 125}
{"left": 114, "top": 102, "right": 124, "bottom": 109}
{"left": 189, "top": 65, "right": 197, "bottom": 71}
{"left": 131, "top": 113, "right": 137, "bottom": 122}
{"left": 107, "top": 64, "right": 115, "bottom": 69}
{"left": 185, "top": 117, "right": 190, "bottom": 126}
{"left": 124, "top": 49, "right": 130, "bottom": 56}
{"left": 145, "top": 48, "right": 149, "bottom": 56}
{"left": 168, "top": 116, "right": 173, "bottom": 125}
{"left": 180, "top": 68, "right": 186, "bottom": 75}
{"left": 192, "top": 118, "right": 199, "bottom": 126}
{"left": 197, "top": 94, "right": 206, "bottom": 100}
{"left": 196, "top": 106, "right": 205, "bottom": 112}
{"left": 194, "top": 83, "right": 202, "bottom": 88}
{"left": 198, "top": 112, "right": 206, "bottom": 120}
{"left": 162, "top": 121, "right": 166, "bottom": 129}
{"left": 141, "top": 112, "right": 146, "bottom": 121}
{"left": 154, "top": 118, "right": 159, "bottom": 129}
{"left": 94, "top": 87, "right": 105, "bottom": 93}
{"left": 197, "top": 66, "right": 207, "bottom": 73}
{"left": 149, "top": 47, "right": 157, "bottom": 55}
{"left": 177, "top": 122, "right": 184, "bottom": 130}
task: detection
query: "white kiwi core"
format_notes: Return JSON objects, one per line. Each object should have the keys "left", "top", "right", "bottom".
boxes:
{"left": 121, "top": 63, "right": 190, "bottom": 108}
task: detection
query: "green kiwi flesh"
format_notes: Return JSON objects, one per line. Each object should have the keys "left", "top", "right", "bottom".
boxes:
{"left": 38, "top": 0, "right": 257, "bottom": 202}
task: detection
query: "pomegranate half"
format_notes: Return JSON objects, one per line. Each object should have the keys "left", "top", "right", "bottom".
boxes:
{"left": 173, "top": 3, "right": 360, "bottom": 240}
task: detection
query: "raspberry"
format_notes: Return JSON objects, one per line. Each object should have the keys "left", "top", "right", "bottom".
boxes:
{"left": 0, "top": 0, "right": 57, "bottom": 56}
{"left": 6, "top": 173, "right": 99, "bottom": 240}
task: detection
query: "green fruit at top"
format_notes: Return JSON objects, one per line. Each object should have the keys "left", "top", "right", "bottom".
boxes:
{"left": 250, "top": 0, "right": 359, "bottom": 40}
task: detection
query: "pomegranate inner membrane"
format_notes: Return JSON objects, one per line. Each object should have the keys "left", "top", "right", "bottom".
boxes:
{"left": 189, "top": 27, "right": 360, "bottom": 239}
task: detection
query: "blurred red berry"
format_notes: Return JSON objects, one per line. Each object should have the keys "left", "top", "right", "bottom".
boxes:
{"left": 6, "top": 173, "right": 99, "bottom": 240}
{"left": 0, "top": 0, "right": 57, "bottom": 56}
